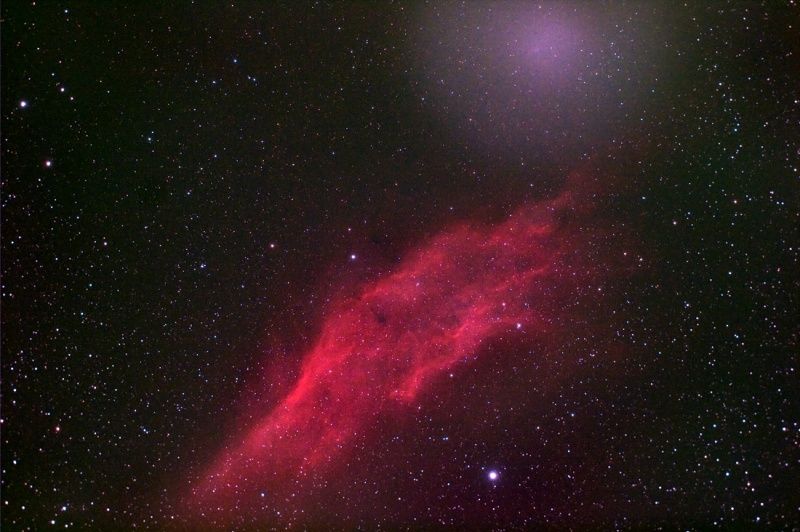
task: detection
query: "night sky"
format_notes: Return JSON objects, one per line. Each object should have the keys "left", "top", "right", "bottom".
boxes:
{"left": 2, "top": 2, "right": 799, "bottom": 530}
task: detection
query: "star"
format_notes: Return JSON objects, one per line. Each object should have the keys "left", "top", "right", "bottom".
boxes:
{"left": 487, "top": 470, "right": 499, "bottom": 481}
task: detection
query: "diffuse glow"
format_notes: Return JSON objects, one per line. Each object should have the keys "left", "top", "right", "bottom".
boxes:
{"left": 190, "top": 185, "right": 586, "bottom": 511}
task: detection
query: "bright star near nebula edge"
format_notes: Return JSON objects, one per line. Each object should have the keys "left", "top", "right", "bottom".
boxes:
{"left": 1, "top": 2, "right": 797, "bottom": 530}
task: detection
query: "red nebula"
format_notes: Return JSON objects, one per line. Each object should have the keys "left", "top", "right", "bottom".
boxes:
{"left": 186, "top": 179, "right": 602, "bottom": 516}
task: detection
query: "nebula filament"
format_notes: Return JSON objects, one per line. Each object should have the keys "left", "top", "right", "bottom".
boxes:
{"left": 190, "top": 184, "right": 593, "bottom": 513}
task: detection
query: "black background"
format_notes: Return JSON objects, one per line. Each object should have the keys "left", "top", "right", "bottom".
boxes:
{"left": 2, "top": 2, "right": 798, "bottom": 529}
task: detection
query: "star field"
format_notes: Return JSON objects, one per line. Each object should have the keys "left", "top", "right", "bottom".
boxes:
{"left": 1, "top": 2, "right": 799, "bottom": 530}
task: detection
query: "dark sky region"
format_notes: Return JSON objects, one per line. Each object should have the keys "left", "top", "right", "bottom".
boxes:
{"left": 1, "top": 2, "right": 799, "bottom": 530}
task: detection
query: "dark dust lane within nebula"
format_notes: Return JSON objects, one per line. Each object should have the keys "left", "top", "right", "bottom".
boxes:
{"left": 184, "top": 171, "right": 628, "bottom": 523}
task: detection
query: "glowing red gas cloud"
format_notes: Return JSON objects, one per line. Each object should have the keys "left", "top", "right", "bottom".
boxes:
{"left": 187, "top": 178, "right": 605, "bottom": 515}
